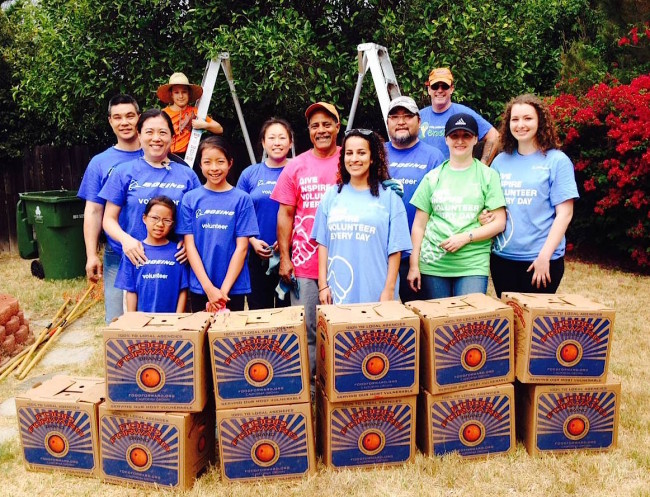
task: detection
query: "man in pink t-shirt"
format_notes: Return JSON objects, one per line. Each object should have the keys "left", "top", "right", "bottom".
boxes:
{"left": 271, "top": 102, "right": 341, "bottom": 378}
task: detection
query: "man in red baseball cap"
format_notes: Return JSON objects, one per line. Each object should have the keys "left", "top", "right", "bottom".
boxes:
{"left": 419, "top": 67, "right": 499, "bottom": 165}
{"left": 271, "top": 102, "right": 341, "bottom": 381}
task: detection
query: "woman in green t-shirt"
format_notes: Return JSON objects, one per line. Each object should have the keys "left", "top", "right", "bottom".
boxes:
{"left": 407, "top": 113, "right": 506, "bottom": 298}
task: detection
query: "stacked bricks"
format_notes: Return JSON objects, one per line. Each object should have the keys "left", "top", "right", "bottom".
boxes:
{"left": 315, "top": 302, "right": 420, "bottom": 469}
{"left": 407, "top": 294, "right": 517, "bottom": 459}
{"left": 0, "top": 294, "right": 34, "bottom": 365}
{"left": 502, "top": 293, "right": 620, "bottom": 456}
{"left": 209, "top": 306, "right": 316, "bottom": 483}
{"left": 99, "top": 312, "right": 215, "bottom": 490}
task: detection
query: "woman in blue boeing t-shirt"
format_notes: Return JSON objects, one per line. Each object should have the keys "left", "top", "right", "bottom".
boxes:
{"left": 100, "top": 109, "right": 201, "bottom": 270}
{"left": 236, "top": 118, "right": 293, "bottom": 310}
{"left": 115, "top": 196, "right": 189, "bottom": 312}
{"left": 484, "top": 94, "right": 579, "bottom": 297}
{"left": 311, "top": 129, "right": 412, "bottom": 305}
{"left": 178, "top": 136, "right": 259, "bottom": 312}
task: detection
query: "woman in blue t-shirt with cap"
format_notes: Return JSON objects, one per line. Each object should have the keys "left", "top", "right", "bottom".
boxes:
{"left": 482, "top": 94, "right": 579, "bottom": 297}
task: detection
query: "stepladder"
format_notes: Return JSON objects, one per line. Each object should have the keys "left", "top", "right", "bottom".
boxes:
{"left": 185, "top": 53, "right": 256, "bottom": 167}
{"left": 347, "top": 43, "right": 401, "bottom": 134}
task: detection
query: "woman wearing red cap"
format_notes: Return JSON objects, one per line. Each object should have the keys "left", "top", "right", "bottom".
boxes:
{"left": 157, "top": 72, "right": 223, "bottom": 157}
{"left": 408, "top": 113, "right": 506, "bottom": 298}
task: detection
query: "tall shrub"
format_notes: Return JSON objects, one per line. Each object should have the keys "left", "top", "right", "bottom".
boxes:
{"left": 550, "top": 75, "right": 650, "bottom": 268}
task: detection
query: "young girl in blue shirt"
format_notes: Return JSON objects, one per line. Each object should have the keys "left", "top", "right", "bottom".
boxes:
{"left": 178, "top": 136, "right": 259, "bottom": 312}
{"left": 115, "top": 195, "right": 189, "bottom": 312}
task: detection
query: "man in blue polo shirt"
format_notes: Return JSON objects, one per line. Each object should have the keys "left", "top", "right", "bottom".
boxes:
{"left": 419, "top": 67, "right": 499, "bottom": 165}
{"left": 385, "top": 96, "right": 444, "bottom": 302}
{"left": 78, "top": 94, "right": 142, "bottom": 322}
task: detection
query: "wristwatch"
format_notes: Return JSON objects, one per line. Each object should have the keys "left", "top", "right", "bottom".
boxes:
{"left": 468, "top": 232, "right": 474, "bottom": 243}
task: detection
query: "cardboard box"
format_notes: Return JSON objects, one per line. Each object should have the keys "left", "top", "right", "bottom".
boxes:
{"left": 99, "top": 404, "right": 214, "bottom": 490}
{"left": 209, "top": 307, "right": 310, "bottom": 408}
{"left": 216, "top": 402, "right": 316, "bottom": 482}
{"left": 407, "top": 294, "right": 514, "bottom": 395}
{"left": 316, "top": 383, "right": 416, "bottom": 468}
{"left": 316, "top": 302, "right": 419, "bottom": 402}
{"left": 418, "top": 383, "right": 516, "bottom": 458}
{"left": 103, "top": 312, "right": 212, "bottom": 412}
{"left": 15, "top": 375, "right": 104, "bottom": 477}
{"left": 502, "top": 293, "right": 614, "bottom": 383}
{"left": 517, "top": 379, "right": 621, "bottom": 456}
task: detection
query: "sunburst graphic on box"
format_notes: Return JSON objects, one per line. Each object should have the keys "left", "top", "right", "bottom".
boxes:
{"left": 100, "top": 415, "right": 180, "bottom": 484}
{"left": 212, "top": 333, "right": 305, "bottom": 398}
{"left": 430, "top": 393, "right": 513, "bottom": 455}
{"left": 433, "top": 318, "right": 511, "bottom": 384}
{"left": 330, "top": 403, "right": 413, "bottom": 451}
{"left": 105, "top": 338, "right": 195, "bottom": 402}
{"left": 529, "top": 316, "right": 611, "bottom": 376}
{"left": 219, "top": 413, "right": 308, "bottom": 463}
{"left": 535, "top": 390, "right": 617, "bottom": 450}
{"left": 19, "top": 407, "right": 94, "bottom": 467}
{"left": 333, "top": 327, "right": 416, "bottom": 391}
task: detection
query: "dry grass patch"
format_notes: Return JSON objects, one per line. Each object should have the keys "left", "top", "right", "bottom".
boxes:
{"left": 0, "top": 252, "right": 648, "bottom": 497}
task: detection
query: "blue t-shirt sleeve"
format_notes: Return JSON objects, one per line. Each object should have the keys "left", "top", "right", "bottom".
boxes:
{"left": 235, "top": 194, "right": 260, "bottom": 238}
{"left": 114, "top": 255, "right": 136, "bottom": 292}
{"left": 549, "top": 151, "right": 579, "bottom": 206}
{"left": 78, "top": 159, "right": 105, "bottom": 204}
{"left": 388, "top": 191, "right": 413, "bottom": 255}
{"left": 176, "top": 194, "right": 194, "bottom": 235}
{"left": 236, "top": 167, "right": 252, "bottom": 193}
{"left": 428, "top": 147, "right": 445, "bottom": 171}
{"left": 98, "top": 166, "right": 128, "bottom": 206}
{"left": 190, "top": 170, "right": 202, "bottom": 190}
{"left": 312, "top": 187, "right": 333, "bottom": 246}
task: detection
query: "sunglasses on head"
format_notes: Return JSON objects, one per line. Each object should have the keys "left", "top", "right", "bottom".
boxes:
{"left": 344, "top": 128, "right": 374, "bottom": 137}
{"left": 429, "top": 82, "right": 450, "bottom": 91}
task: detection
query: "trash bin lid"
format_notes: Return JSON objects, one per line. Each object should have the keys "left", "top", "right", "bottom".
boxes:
{"left": 18, "top": 190, "right": 80, "bottom": 203}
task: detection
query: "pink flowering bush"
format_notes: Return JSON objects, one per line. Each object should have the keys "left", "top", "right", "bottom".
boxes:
{"left": 549, "top": 74, "right": 650, "bottom": 269}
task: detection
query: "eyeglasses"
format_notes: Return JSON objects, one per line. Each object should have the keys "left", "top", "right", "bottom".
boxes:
{"left": 387, "top": 113, "right": 417, "bottom": 122}
{"left": 147, "top": 215, "right": 174, "bottom": 226}
{"left": 429, "top": 82, "right": 450, "bottom": 91}
{"left": 344, "top": 128, "right": 374, "bottom": 137}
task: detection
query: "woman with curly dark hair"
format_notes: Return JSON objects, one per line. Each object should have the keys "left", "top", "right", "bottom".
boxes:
{"left": 311, "top": 129, "right": 411, "bottom": 304}
{"left": 483, "top": 94, "right": 579, "bottom": 297}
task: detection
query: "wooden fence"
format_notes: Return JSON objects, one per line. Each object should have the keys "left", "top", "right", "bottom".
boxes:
{"left": 0, "top": 145, "right": 101, "bottom": 252}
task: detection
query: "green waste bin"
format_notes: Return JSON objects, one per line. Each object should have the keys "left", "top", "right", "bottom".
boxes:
{"left": 17, "top": 190, "right": 86, "bottom": 280}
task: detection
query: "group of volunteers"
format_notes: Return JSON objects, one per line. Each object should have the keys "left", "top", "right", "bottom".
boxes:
{"left": 79, "top": 66, "right": 579, "bottom": 377}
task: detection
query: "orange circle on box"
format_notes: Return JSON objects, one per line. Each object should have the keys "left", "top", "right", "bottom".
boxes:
{"left": 561, "top": 343, "right": 579, "bottom": 363}
{"left": 362, "top": 432, "right": 382, "bottom": 452}
{"left": 248, "top": 362, "right": 269, "bottom": 382}
{"left": 48, "top": 434, "right": 65, "bottom": 454}
{"left": 366, "top": 356, "right": 385, "bottom": 376}
{"left": 567, "top": 417, "right": 586, "bottom": 437}
{"left": 464, "top": 348, "right": 483, "bottom": 368}
{"left": 462, "top": 423, "right": 482, "bottom": 443}
{"left": 140, "top": 367, "right": 162, "bottom": 388}
{"left": 255, "top": 443, "right": 276, "bottom": 463}
{"left": 129, "top": 447, "right": 149, "bottom": 468}
{"left": 556, "top": 340, "right": 583, "bottom": 367}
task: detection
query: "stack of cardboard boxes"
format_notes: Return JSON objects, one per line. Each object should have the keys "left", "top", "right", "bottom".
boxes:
{"left": 208, "top": 306, "right": 315, "bottom": 482}
{"left": 407, "top": 294, "right": 517, "bottom": 458}
{"left": 503, "top": 293, "right": 620, "bottom": 456}
{"left": 315, "top": 301, "right": 420, "bottom": 469}
{"left": 99, "top": 312, "right": 215, "bottom": 489}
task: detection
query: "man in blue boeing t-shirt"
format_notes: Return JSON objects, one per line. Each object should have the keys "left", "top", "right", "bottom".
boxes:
{"left": 419, "top": 67, "right": 499, "bottom": 165}
{"left": 385, "top": 96, "right": 444, "bottom": 302}
{"left": 77, "top": 94, "right": 142, "bottom": 322}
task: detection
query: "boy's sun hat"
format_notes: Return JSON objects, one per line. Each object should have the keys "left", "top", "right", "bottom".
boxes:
{"left": 157, "top": 73, "right": 203, "bottom": 104}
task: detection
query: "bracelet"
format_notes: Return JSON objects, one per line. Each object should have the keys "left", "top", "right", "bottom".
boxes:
{"left": 318, "top": 285, "right": 329, "bottom": 292}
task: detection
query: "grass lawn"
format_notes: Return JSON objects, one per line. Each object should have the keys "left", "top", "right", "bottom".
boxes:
{"left": 0, "top": 251, "right": 648, "bottom": 497}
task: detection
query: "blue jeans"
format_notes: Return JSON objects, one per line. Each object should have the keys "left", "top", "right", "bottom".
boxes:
{"left": 291, "top": 277, "right": 318, "bottom": 379}
{"left": 420, "top": 274, "right": 488, "bottom": 299}
{"left": 103, "top": 246, "right": 124, "bottom": 323}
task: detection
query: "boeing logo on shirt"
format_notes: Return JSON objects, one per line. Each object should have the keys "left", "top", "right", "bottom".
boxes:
{"left": 195, "top": 208, "right": 235, "bottom": 218}
{"left": 256, "top": 179, "right": 277, "bottom": 187}
{"left": 128, "top": 179, "right": 187, "bottom": 191}
{"left": 389, "top": 161, "right": 428, "bottom": 170}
